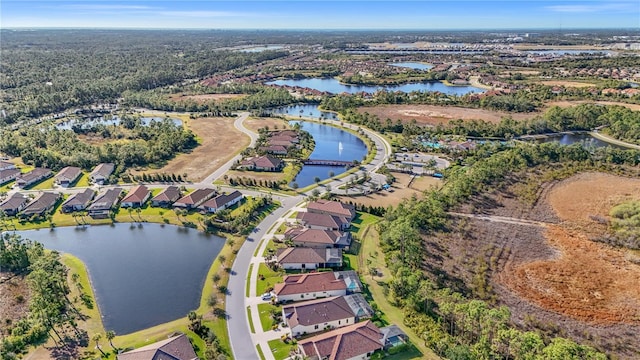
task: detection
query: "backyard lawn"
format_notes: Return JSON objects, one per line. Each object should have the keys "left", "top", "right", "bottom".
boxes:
{"left": 256, "top": 263, "right": 283, "bottom": 296}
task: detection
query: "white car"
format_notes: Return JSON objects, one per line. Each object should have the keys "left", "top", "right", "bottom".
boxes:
{"left": 261, "top": 292, "right": 272, "bottom": 301}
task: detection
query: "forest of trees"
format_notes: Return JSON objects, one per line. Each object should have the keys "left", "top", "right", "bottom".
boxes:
{"left": 0, "top": 118, "right": 197, "bottom": 172}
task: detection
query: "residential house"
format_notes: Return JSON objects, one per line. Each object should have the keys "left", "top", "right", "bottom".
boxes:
{"left": 199, "top": 190, "right": 243, "bottom": 213}
{"left": 239, "top": 155, "right": 284, "bottom": 172}
{"left": 274, "top": 271, "right": 347, "bottom": 303}
{"left": 0, "top": 160, "right": 16, "bottom": 171}
{"left": 286, "top": 228, "right": 351, "bottom": 249}
{"left": 0, "top": 168, "right": 21, "bottom": 185}
{"left": 117, "top": 333, "right": 198, "bottom": 360}
{"left": 89, "top": 163, "right": 115, "bottom": 185}
{"left": 307, "top": 200, "right": 356, "bottom": 221}
{"left": 298, "top": 320, "right": 384, "bottom": 360}
{"left": 276, "top": 247, "right": 343, "bottom": 270}
{"left": 173, "top": 188, "right": 216, "bottom": 209}
{"left": 260, "top": 145, "right": 288, "bottom": 155}
{"left": 335, "top": 270, "right": 364, "bottom": 294}
{"left": 87, "top": 188, "right": 123, "bottom": 218}
{"left": 342, "top": 293, "right": 375, "bottom": 320}
{"left": 0, "top": 193, "right": 29, "bottom": 216}
{"left": 21, "top": 192, "right": 61, "bottom": 217}
{"left": 16, "top": 168, "right": 53, "bottom": 188}
{"left": 61, "top": 189, "right": 95, "bottom": 213}
{"left": 297, "top": 211, "right": 351, "bottom": 231}
{"left": 151, "top": 186, "right": 181, "bottom": 207}
{"left": 283, "top": 296, "right": 356, "bottom": 337}
{"left": 54, "top": 166, "right": 82, "bottom": 187}
{"left": 120, "top": 185, "right": 151, "bottom": 208}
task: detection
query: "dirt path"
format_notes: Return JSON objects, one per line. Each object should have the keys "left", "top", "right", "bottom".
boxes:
{"left": 449, "top": 212, "right": 553, "bottom": 227}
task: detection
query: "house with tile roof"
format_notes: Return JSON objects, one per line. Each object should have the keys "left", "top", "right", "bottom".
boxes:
{"left": 276, "top": 247, "right": 343, "bottom": 270}
{"left": 0, "top": 160, "right": 16, "bottom": 171}
{"left": 121, "top": 185, "right": 151, "bottom": 208}
{"left": 117, "top": 333, "right": 198, "bottom": 360}
{"left": 89, "top": 163, "right": 115, "bottom": 185}
{"left": 61, "top": 188, "right": 95, "bottom": 213}
{"left": 0, "top": 193, "right": 29, "bottom": 216}
{"left": 54, "top": 166, "right": 82, "bottom": 187}
{"left": 0, "top": 168, "right": 21, "bottom": 185}
{"left": 298, "top": 320, "right": 384, "bottom": 360}
{"left": 283, "top": 296, "right": 356, "bottom": 337}
{"left": 87, "top": 188, "right": 123, "bottom": 218}
{"left": 274, "top": 271, "right": 347, "bottom": 303}
{"left": 286, "top": 228, "right": 351, "bottom": 249}
{"left": 21, "top": 192, "right": 61, "bottom": 217}
{"left": 239, "top": 155, "right": 284, "bottom": 172}
{"left": 199, "top": 190, "right": 243, "bottom": 213}
{"left": 151, "top": 186, "right": 181, "bottom": 207}
{"left": 16, "top": 168, "right": 53, "bottom": 188}
{"left": 297, "top": 211, "right": 351, "bottom": 231}
{"left": 173, "top": 188, "right": 217, "bottom": 209}
{"left": 307, "top": 200, "right": 356, "bottom": 221}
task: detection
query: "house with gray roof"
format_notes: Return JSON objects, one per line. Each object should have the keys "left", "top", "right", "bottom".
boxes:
{"left": 89, "top": 163, "right": 115, "bottom": 185}
{"left": 87, "top": 188, "right": 122, "bottom": 218}
{"left": 151, "top": 186, "right": 181, "bottom": 207}
{"left": 199, "top": 190, "right": 243, "bottom": 213}
{"left": 21, "top": 192, "right": 61, "bottom": 217}
{"left": 61, "top": 189, "right": 96, "bottom": 213}
{"left": 173, "top": 188, "right": 216, "bottom": 210}
{"left": 16, "top": 168, "right": 53, "bottom": 188}
{"left": 0, "top": 193, "right": 29, "bottom": 216}
{"left": 0, "top": 160, "right": 16, "bottom": 171}
{"left": 54, "top": 166, "right": 82, "bottom": 187}
{"left": 0, "top": 168, "right": 21, "bottom": 185}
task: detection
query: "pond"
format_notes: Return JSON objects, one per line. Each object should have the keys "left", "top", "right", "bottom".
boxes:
{"left": 18, "top": 223, "right": 224, "bottom": 334}
{"left": 266, "top": 78, "right": 483, "bottom": 96}
{"left": 533, "top": 133, "right": 626, "bottom": 149}
{"left": 269, "top": 104, "right": 338, "bottom": 121}
{"left": 56, "top": 116, "right": 182, "bottom": 130}
{"left": 289, "top": 121, "right": 368, "bottom": 188}
{"left": 389, "top": 62, "right": 433, "bottom": 70}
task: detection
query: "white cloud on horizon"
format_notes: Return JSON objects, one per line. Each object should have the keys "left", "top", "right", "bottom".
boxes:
{"left": 63, "top": 4, "right": 155, "bottom": 10}
{"left": 546, "top": 2, "right": 637, "bottom": 13}
{"left": 155, "top": 10, "right": 252, "bottom": 18}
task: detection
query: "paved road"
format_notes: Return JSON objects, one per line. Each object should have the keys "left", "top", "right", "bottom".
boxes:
{"left": 226, "top": 194, "right": 302, "bottom": 360}
{"left": 200, "top": 112, "right": 256, "bottom": 185}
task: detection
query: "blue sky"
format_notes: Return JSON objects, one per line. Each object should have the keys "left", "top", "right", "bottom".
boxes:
{"left": 2, "top": 1, "right": 639, "bottom": 29}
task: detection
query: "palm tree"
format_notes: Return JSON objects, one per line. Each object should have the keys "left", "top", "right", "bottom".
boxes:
{"left": 135, "top": 207, "right": 143, "bottom": 222}
{"left": 105, "top": 330, "right": 117, "bottom": 351}
{"left": 92, "top": 333, "right": 106, "bottom": 356}
{"left": 127, "top": 207, "right": 134, "bottom": 221}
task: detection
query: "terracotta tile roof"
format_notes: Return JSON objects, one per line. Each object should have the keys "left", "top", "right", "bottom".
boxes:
{"left": 277, "top": 247, "right": 342, "bottom": 265}
{"left": 274, "top": 272, "right": 347, "bottom": 296}
{"left": 121, "top": 185, "right": 150, "bottom": 204}
{"left": 297, "top": 212, "right": 349, "bottom": 229}
{"left": 298, "top": 320, "right": 383, "bottom": 360}
{"left": 291, "top": 229, "right": 350, "bottom": 247}
{"left": 117, "top": 333, "right": 198, "bottom": 360}
{"left": 244, "top": 155, "right": 283, "bottom": 169}
{"left": 151, "top": 186, "right": 181, "bottom": 203}
{"left": 307, "top": 200, "right": 356, "bottom": 220}
{"left": 283, "top": 296, "right": 355, "bottom": 329}
{"left": 174, "top": 188, "right": 216, "bottom": 206}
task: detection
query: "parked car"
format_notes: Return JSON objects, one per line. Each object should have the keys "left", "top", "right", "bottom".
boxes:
{"left": 261, "top": 292, "right": 273, "bottom": 301}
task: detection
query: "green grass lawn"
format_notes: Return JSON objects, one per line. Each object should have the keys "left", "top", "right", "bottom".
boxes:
{"left": 247, "top": 306, "right": 256, "bottom": 333}
{"left": 256, "top": 344, "right": 266, "bottom": 360}
{"left": 246, "top": 263, "right": 254, "bottom": 297}
{"left": 257, "top": 303, "right": 281, "bottom": 332}
{"left": 384, "top": 344, "right": 425, "bottom": 360}
{"left": 267, "top": 338, "right": 297, "bottom": 360}
{"left": 75, "top": 173, "right": 91, "bottom": 187}
{"left": 0, "top": 180, "right": 15, "bottom": 192}
{"left": 256, "top": 263, "right": 283, "bottom": 296}
{"left": 31, "top": 176, "right": 56, "bottom": 190}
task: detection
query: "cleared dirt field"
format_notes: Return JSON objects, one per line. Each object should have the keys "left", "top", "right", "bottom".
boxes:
{"left": 168, "top": 93, "right": 246, "bottom": 103}
{"left": 337, "top": 173, "right": 442, "bottom": 207}
{"left": 134, "top": 117, "right": 249, "bottom": 182}
{"left": 243, "top": 117, "right": 290, "bottom": 134}
{"left": 358, "top": 105, "right": 534, "bottom": 126}
{"left": 539, "top": 80, "right": 596, "bottom": 88}
{"left": 0, "top": 274, "right": 30, "bottom": 338}
{"left": 547, "top": 100, "right": 640, "bottom": 111}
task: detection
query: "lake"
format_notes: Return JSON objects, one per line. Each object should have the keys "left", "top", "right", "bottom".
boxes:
{"left": 18, "top": 224, "right": 224, "bottom": 334}
{"left": 389, "top": 62, "right": 433, "bottom": 70}
{"left": 269, "top": 104, "right": 338, "bottom": 120}
{"left": 56, "top": 116, "right": 182, "bottom": 130}
{"left": 289, "top": 121, "right": 368, "bottom": 188}
{"left": 534, "top": 133, "right": 625, "bottom": 149}
{"left": 266, "top": 78, "right": 483, "bottom": 96}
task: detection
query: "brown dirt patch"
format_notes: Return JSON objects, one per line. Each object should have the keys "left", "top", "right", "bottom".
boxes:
{"left": 133, "top": 117, "right": 249, "bottom": 182}
{"left": 243, "top": 117, "right": 290, "bottom": 134}
{"left": 503, "top": 225, "right": 640, "bottom": 324}
{"left": 539, "top": 80, "right": 596, "bottom": 88}
{"left": 546, "top": 101, "right": 640, "bottom": 111}
{"left": 168, "top": 93, "right": 246, "bottom": 103}
{"left": 0, "top": 273, "right": 30, "bottom": 337}
{"left": 337, "top": 173, "right": 442, "bottom": 208}
{"left": 358, "top": 105, "right": 535, "bottom": 126}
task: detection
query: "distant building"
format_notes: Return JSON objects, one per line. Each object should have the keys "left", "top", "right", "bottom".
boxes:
{"left": 54, "top": 166, "right": 82, "bottom": 187}
{"left": 0, "top": 160, "right": 16, "bottom": 171}
{"left": 199, "top": 190, "right": 243, "bottom": 213}
{"left": 117, "top": 333, "right": 198, "bottom": 360}
{"left": 89, "top": 163, "right": 115, "bottom": 185}
{"left": 173, "top": 188, "right": 217, "bottom": 209}
{"left": 239, "top": 155, "right": 284, "bottom": 172}
{"left": 151, "top": 186, "right": 181, "bottom": 207}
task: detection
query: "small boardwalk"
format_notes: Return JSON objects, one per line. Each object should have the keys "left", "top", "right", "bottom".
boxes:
{"left": 303, "top": 159, "right": 355, "bottom": 167}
